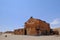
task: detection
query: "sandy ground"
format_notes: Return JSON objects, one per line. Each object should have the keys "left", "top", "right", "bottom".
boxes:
{"left": 0, "top": 33, "right": 60, "bottom": 40}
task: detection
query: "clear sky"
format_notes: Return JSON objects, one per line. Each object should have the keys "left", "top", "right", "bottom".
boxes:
{"left": 0, "top": 0, "right": 60, "bottom": 32}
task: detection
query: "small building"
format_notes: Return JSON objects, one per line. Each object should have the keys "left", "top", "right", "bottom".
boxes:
{"left": 24, "top": 17, "right": 50, "bottom": 35}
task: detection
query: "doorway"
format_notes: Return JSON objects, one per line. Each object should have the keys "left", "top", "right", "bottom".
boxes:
{"left": 24, "top": 29, "right": 27, "bottom": 35}
{"left": 36, "top": 28, "right": 40, "bottom": 36}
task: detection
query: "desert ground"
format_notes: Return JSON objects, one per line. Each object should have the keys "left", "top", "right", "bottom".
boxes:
{"left": 0, "top": 28, "right": 60, "bottom": 40}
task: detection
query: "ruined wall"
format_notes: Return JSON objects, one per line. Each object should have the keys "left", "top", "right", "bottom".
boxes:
{"left": 14, "top": 29, "right": 24, "bottom": 35}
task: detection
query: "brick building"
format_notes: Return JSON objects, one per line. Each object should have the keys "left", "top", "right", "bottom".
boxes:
{"left": 14, "top": 17, "right": 51, "bottom": 35}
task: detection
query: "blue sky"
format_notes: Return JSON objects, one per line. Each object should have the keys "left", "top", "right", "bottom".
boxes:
{"left": 0, "top": 0, "right": 60, "bottom": 32}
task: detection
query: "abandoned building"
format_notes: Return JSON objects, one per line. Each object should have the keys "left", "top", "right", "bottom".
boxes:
{"left": 14, "top": 17, "right": 52, "bottom": 35}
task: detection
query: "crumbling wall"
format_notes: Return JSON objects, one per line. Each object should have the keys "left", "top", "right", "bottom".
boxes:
{"left": 14, "top": 29, "right": 24, "bottom": 35}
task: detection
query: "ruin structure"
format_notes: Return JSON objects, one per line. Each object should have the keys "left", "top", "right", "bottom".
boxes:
{"left": 14, "top": 17, "right": 51, "bottom": 35}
